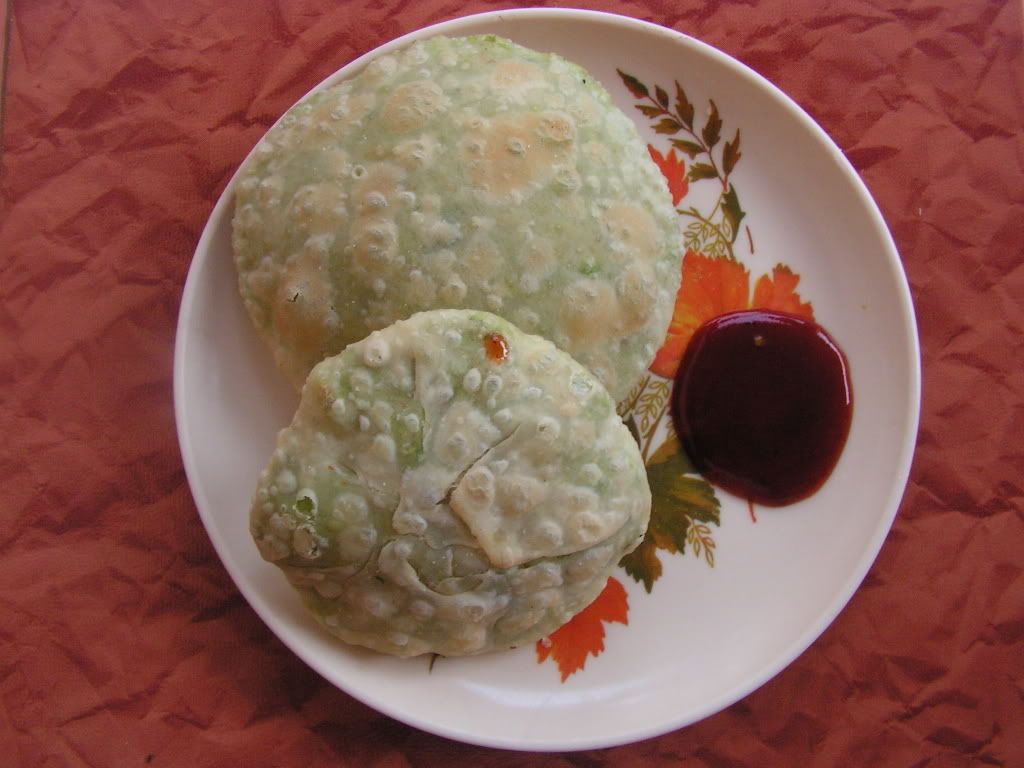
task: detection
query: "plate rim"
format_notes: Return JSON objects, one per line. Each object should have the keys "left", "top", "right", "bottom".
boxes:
{"left": 173, "top": 6, "right": 922, "bottom": 751}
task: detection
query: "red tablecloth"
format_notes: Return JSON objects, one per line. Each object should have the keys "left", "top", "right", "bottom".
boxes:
{"left": 3, "top": 1, "right": 1022, "bottom": 765}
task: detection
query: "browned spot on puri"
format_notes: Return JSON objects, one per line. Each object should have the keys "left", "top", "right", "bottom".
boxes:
{"left": 484, "top": 333, "right": 509, "bottom": 362}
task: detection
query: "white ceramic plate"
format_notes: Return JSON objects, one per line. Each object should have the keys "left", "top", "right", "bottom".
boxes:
{"left": 174, "top": 9, "right": 920, "bottom": 751}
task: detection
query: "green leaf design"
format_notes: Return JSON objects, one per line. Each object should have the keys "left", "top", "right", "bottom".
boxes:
{"left": 654, "top": 117, "right": 682, "bottom": 135}
{"left": 647, "top": 452, "right": 718, "bottom": 528}
{"left": 655, "top": 85, "right": 670, "bottom": 109}
{"left": 672, "top": 479, "right": 721, "bottom": 526}
{"left": 674, "top": 81, "right": 695, "bottom": 129}
{"left": 723, "top": 129, "right": 742, "bottom": 176}
{"left": 620, "top": 539, "right": 661, "bottom": 593}
{"left": 687, "top": 163, "right": 718, "bottom": 182}
{"left": 671, "top": 138, "right": 704, "bottom": 158}
{"left": 617, "top": 69, "right": 649, "bottom": 99}
{"left": 619, "top": 438, "right": 721, "bottom": 591}
{"left": 647, "top": 434, "right": 691, "bottom": 470}
{"left": 722, "top": 185, "right": 746, "bottom": 244}
{"left": 702, "top": 100, "right": 722, "bottom": 149}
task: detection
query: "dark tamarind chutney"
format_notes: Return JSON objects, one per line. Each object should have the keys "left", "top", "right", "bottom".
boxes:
{"left": 672, "top": 310, "right": 853, "bottom": 507}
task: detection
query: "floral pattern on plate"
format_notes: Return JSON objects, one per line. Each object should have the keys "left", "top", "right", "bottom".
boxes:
{"left": 537, "top": 70, "right": 817, "bottom": 681}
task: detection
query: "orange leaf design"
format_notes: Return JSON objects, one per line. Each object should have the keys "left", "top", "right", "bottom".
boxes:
{"left": 752, "top": 264, "right": 814, "bottom": 320}
{"left": 648, "top": 145, "right": 689, "bottom": 206}
{"left": 536, "top": 577, "right": 629, "bottom": 682}
{"left": 649, "top": 331, "right": 688, "bottom": 380}
{"left": 650, "top": 251, "right": 750, "bottom": 378}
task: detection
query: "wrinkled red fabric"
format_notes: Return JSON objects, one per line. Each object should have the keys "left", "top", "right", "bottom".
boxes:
{"left": 2, "top": 0, "right": 1022, "bottom": 765}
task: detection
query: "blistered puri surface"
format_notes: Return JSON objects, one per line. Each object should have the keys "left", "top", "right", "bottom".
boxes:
{"left": 233, "top": 35, "right": 682, "bottom": 401}
{"left": 250, "top": 310, "right": 651, "bottom": 656}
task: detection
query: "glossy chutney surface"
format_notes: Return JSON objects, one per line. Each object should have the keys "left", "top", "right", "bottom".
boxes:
{"left": 672, "top": 310, "right": 853, "bottom": 506}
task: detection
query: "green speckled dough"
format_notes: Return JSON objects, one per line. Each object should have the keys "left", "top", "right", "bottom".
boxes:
{"left": 233, "top": 35, "right": 682, "bottom": 401}
{"left": 250, "top": 310, "right": 651, "bottom": 656}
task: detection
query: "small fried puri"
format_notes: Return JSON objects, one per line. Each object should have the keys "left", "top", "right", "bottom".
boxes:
{"left": 250, "top": 310, "right": 651, "bottom": 656}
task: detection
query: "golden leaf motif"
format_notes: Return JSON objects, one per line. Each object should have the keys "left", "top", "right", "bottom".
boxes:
{"left": 617, "top": 376, "right": 647, "bottom": 418}
{"left": 687, "top": 520, "right": 717, "bottom": 567}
